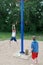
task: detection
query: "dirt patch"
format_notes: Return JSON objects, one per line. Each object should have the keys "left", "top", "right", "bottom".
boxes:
{"left": 0, "top": 39, "right": 43, "bottom": 65}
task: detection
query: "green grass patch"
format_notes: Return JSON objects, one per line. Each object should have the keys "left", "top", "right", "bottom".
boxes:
{"left": 24, "top": 34, "right": 43, "bottom": 41}
{"left": 0, "top": 32, "right": 11, "bottom": 40}
{"left": 0, "top": 32, "right": 43, "bottom": 41}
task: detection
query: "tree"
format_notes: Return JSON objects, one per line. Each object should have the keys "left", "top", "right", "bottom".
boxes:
{"left": 0, "top": 0, "right": 20, "bottom": 32}
{"left": 24, "top": 0, "right": 43, "bottom": 33}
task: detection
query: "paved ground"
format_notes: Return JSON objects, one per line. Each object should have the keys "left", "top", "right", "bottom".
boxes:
{"left": 0, "top": 39, "right": 43, "bottom": 65}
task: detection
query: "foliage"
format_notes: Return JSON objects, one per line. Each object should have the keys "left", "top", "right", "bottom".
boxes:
{"left": 0, "top": 0, "right": 43, "bottom": 33}
{"left": 24, "top": 0, "right": 43, "bottom": 33}
{"left": 0, "top": 0, "right": 20, "bottom": 32}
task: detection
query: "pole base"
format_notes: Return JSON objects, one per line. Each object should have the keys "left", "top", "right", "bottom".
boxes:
{"left": 13, "top": 51, "right": 31, "bottom": 60}
{"left": 20, "top": 51, "right": 25, "bottom": 54}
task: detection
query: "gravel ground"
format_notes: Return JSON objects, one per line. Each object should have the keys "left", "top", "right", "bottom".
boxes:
{"left": 0, "top": 39, "right": 43, "bottom": 65}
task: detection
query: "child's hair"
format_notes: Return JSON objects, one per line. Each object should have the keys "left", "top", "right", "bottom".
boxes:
{"left": 12, "top": 29, "right": 16, "bottom": 32}
{"left": 32, "top": 36, "right": 36, "bottom": 40}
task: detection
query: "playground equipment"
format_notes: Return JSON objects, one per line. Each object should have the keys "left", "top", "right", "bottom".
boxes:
{"left": 20, "top": 0, "right": 24, "bottom": 53}
{"left": 12, "top": 0, "right": 24, "bottom": 53}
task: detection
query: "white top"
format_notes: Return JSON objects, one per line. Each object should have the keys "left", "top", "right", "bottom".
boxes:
{"left": 12, "top": 31, "right": 16, "bottom": 37}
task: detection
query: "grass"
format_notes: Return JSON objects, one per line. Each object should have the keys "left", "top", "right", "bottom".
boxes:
{"left": 0, "top": 32, "right": 43, "bottom": 41}
{"left": 24, "top": 34, "right": 43, "bottom": 41}
{"left": 0, "top": 32, "right": 11, "bottom": 40}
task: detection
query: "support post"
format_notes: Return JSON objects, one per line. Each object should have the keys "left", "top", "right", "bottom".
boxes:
{"left": 20, "top": 0, "right": 24, "bottom": 53}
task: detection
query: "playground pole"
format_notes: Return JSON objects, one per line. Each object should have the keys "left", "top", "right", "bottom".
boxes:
{"left": 20, "top": 0, "right": 24, "bottom": 53}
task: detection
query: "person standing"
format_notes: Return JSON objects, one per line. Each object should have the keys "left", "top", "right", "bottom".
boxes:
{"left": 31, "top": 36, "right": 39, "bottom": 65}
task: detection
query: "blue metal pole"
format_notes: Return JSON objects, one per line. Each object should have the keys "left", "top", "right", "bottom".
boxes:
{"left": 20, "top": 0, "right": 24, "bottom": 53}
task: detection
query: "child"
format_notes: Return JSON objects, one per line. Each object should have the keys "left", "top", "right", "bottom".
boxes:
{"left": 31, "top": 36, "right": 39, "bottom": 65}
{"left": 10, "top": 24, "right": 17, "bottom": 44}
